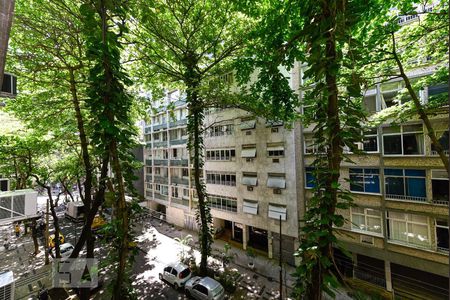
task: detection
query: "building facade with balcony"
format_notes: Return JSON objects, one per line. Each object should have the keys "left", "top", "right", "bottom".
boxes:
{"left": 143, "top": 83, "right": 306, "bottom": 264}
{"left": 299, "top": 59, "right": 449, "bottom": 298}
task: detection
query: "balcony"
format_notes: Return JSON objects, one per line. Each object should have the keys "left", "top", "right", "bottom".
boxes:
{"left": 154, "top": 159, "right": 168, "bottom": 166}
{"left": 145, "top": 175, "right": 152, "bottom": 182}
{"left": 154, "top": 193, "right": 168, "bottom": 201}
{"left": 153, "top": 141, "right": 167, "bottom": 148}
{"left": 432, "top": 199, "right": 448, "bottom": 206}
{"left": 171, "top": 158, "right": 189, "bottom": 167}
{"left": 154, "top": 175, "right": 168, "bottom": 184}
{"left": 169, "top": 119, "right": 187, "bottom": 127}
{"left": 170, "top": 138, "right": 187, "bottom": 146}
{"left": 431, "top": 150, "right": 449, "bottom": 156}
{"left": 171, "top": 176, "right": 189, "bottom": 185}
{"left": 385, "top": 194, "right": 427, "bottom": 203}
{"left": 171, "top": 197, "right": 189, "bottom": 207}
{"left": 153, "top": 123, "right": 168, "bottom": 131}
{"left": 145, "top": 159, "right": 152, "bottom": 166}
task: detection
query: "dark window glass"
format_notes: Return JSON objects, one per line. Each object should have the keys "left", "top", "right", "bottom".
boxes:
{"left": 406, "top": 177, "right": 426, "bottom": 198}
{"left": 432, "top": 179, "right": 449, "bottom": 201}
{"left": 383, "top": 135, "right": 402, "bottom": 154}
{"left": 363, "top": 136, "right": 378, "bottom": 152}
{"left": 436, "top": 220, "right": 449, "bottom": 250}
{"left": 403, "top": 133, "right": 423, "bottom": 154}
{"left": 432, "top": 131, "right": 449, "bottom": 152}
{"left": 385, "top": 177, "right": 404, "bottom": 195}
{"left": 350, "top": 174, "right": 364, "bottom": 192}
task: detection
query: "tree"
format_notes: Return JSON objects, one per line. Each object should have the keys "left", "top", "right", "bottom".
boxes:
{"left": 79, "top": 0, "right": 137, "bottom": 297}
{"left": 235, "top": 1, "right": 383, "bottom": 298}
{"left": 132, "top": 0, "right": 250, "bottom": 275}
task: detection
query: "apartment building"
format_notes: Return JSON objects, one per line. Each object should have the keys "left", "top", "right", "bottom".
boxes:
{"left": 143, "top": 84, "right": 306, "bottom": 264}
{"left": 299, "top": 61, "right": 449, "bottom": 298}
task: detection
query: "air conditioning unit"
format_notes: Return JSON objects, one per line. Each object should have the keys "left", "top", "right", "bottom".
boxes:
{"left": 356, "top": 142, "right": 364, "bottom": 151}
{"left": 273, "top": 188, "right": 282, "bottom": 195}
{"left": 272, "top": 158, "right": 279, "bottom": 163}
{"left": 246, "top": 131, "right": 252, "bottom": 135}
{"left": 271, "top": 127, "right": 279, "bottom": 133}
{"left": 360, "top": 235, "right": 374, "bottom": 245}
{"left": 246, "top": 158, "right": 253, "bottom": 162}
{"left": 247, "top": 186, "right": 253, "bottom": 191}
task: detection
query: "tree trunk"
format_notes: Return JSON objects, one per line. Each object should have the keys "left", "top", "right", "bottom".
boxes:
{"left": 46, "top": 188, "right": 61, "bottom": 258}
{"left": 31, "top": 220, "right": 39, "bottom": 255}
{"left": 391, "top": 34, "right": 449, "bottom": 173}
{"left": 308, "top": 2, "right": 342, "bottom": 299}
{"left": 186, "top": 70, "right": 211, "bottom": 276}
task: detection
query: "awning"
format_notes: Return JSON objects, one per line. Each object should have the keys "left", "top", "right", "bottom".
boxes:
{"left": 243, "top": 200, "right": 258, "bottom": 215}
{"left": 267, "top": 145, "right": 284, "bottom": 152}
{"left": 268, "top": 204, "right": 286, "bottom": 220}
{"left": 240, "top": 119, "right": 256, "bottom": 130}
{"left": 241, "top": 148, "right": 256, "bottom": 158}
{"left": 267, "top": 177, "right": 286, "bottom": 189}
{"left": 241, "top": 176, "right": 257, "bottom": 186}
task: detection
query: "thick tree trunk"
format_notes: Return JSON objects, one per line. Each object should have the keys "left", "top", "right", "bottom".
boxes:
{"left": 186, "top": 72, "right": 211, "bottom": 276}
{"left": 46, "top": 188, "right": 61, "bottom": 258}
{"left": 308, "top": 3, "right": 342, "bottom": 300}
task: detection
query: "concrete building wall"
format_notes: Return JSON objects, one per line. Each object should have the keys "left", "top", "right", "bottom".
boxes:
{"left": 0, "top": 0, "right": 14, "bottom": 86}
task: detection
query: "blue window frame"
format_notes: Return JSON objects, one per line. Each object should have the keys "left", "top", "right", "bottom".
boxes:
{"left": 384, "top": 169, "right": 426, "bottom": 202}
{"left": 349, "top": 168, "right": 380, "bottom": 194}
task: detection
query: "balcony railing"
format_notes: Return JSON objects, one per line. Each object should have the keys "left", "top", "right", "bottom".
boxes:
{"left": 153, "top": 123, "right": 168, "bottom": 131}
{"left": 431, "top": 150, "right": 449, "bottom": 156}
{"left": 432, "top": 199, "right": 448, "bottom": 206}
{"left": 171, "top": 176, "right": 189, "bottom": 185}
{"left": 385, "top": 194, "right": 427, "bottom": 203}
{"left": 145, "top": 159, "right": 152, "bottom": 166}
{"left": 170, "top": 158, "right": 189, "bottom": 166}
{"left": 169, "top": 119, "right": 187, "bottom": 127}
{"left": 154, "top": 176, "right": 168, "bottom": 184}
{"left": 153, "top": 141, "right": 167, "bottom": 148}
{"left": 154, "top": 159, "right": 168, "bottom": 166}
{"left": 154, "top": 193, "right": 168, "bottom": 201}
{"left": 170, "top": 138, "right": 187, "bottom": 146}
{"left": 171, "top": 197, "right": 189, "bottom": 207}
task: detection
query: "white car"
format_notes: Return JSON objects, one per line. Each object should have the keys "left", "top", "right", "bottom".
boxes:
{"left": 159, "top": 262, "right": 192, "bottom": 289}
{"left": 185, "top": 276, "right": 225, "bottom": 300}
{"left": 52, "top": 243, "right": 74, "bottom": 260}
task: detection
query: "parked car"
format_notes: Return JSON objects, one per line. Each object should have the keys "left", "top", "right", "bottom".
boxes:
{"left": 159, "top": 262, "right": 192, "bottom": 289}
{"left": 52, "top": 243, "right": 74, "bottom": 259}
{"left": 185, "top": 276, "right": 225, "bottom": 300}
{"left": 91, "top": 215, "right": 106, "bottom": 231}
{"left": 48, "top": 233, "right": 65, "bottom": 248}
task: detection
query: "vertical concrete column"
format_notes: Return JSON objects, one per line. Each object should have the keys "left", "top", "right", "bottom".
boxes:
{"left": 385, "top": 260, "right": 393, "bottom": 292}
{"left": 268, "top": 231, "right": 273, "bottom": 259}
{"left": 243, "top": 225, "right": 248, "bottom": 250}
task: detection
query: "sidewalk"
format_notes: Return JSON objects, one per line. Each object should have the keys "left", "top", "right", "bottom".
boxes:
{"left": 148, "top": 218, "right": 296, "bottom": 299}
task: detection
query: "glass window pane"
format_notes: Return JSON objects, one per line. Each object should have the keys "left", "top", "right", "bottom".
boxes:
{"left": 406, "top": 178, "right": 426, "bottom": 198}
{"left": 385, "top": 169, "right": 403, "bottom": 176}
{"left": 350, "top": 174, "right": 364, "bottom": 192}
{"left": 365, "top": 175, "right": 380, "bottom": 193}
{"left": 383, "top": 135, "right": 402, "bottom": 154}
{"left": 403, "top": 124, "right": 423, "bottom": 133}
{"left": 367, "top": 216, "right": 382, "bottom": 233}
{"left": 407, "top": 223, "right": 429, "bottom": 246}
{"left": 363, "top": 136, "right": 378, "bottom": 152}
{"left": 403, "top": 133, "right": 424, "bottom": 155}
{"left": 404, "top": 169, "right": 425, "bottom": 177}
{"left": 390, "top": 220, "right": 407, "bottom": 242}
{"left": 386, "top": 177, "right": 405, "bottom": 196}
{"left": 352, "top": 214, "right": 365, "bottom": 230}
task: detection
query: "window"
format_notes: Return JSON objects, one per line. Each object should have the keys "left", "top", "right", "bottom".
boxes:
{"left": 363, "top": 94, "right": 377, "bottom": 114}
{"left": 432, "top": 170, "right": 448, "bottom": 205}
{"left": 145, "top": 167, "right": 152, "bottom": 174}
{"left": 387, "top": 211, "right": 430, "bottom": 248}
{"left": 172, "top": 148, "right": 178, "bottom": 158}
{"left": 206, "top": 148, "right": 235, "bottom": 161}
{"left": 241, "top": 173, "right": 257, "bottom": 186}
{"left": 182, "top": 188, "right": 189, "bottom": 199}
{"left": 382, "top": 124, "right": 424, "bottom": 155}
{"left": 240, "top": 118, "right": 256, "bottom": 130}
{"left": 182, "top": 168, "right": 189, "bottom": 177}
{"left": 384, "top": 169, "right": 426, "bottom": 202}
{"left": 305, "top": 167, "right": 315, "bottom": 188}
{"left": 351, "top": 207, "right": 382, "bottom": 234}
{"left": 160, "top": 185, "right": 169, "bottom": 195}
{"left": 155, "top": 167, "right": 161, "bottom": 175}
{"left": 267, "top": 174, "right": 286, "bottom": 189}
{"left": 363, "top": 128, "right": 378, "bottom": 152}
{"left": 380, "top": 81, "right": 404, "bottom": 108}
{"left": 435, "top": 220, "right": 449, "bottom": 252}
{"left": 243, "top": 200, "right": 258, "bottom": 215}
{"left": 241, "top": 146, "right": 256, "bottom": 158}
{"left": 209, "top": 195, "right": 237, "bottom": 212}
{"left": 349, "top": 168, "right": 380, "bottom": 194}
{"left": 304, "top": 134, "right": 316, "bottom": 154}
{"left": 431, "top": 130, "right": 449, "bottom": 155}
{"left": 208, "top": 124, "right": 234, "bottom": 137}
{"left": 206, "top": 171, "right": 236, "bottom": 186}
{"left": 267, "top": 145, "right": 284, "bottom": 157}
{"left": 268, "top": 204, "right": 287, "bottom": 221}
{"left": 172, "top": 187, "right": 179, "bottom": 198}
